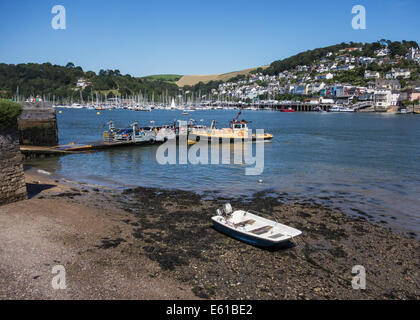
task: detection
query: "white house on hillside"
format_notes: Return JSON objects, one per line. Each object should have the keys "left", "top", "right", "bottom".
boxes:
{"left": 364, "top": 70, "right": 380, "bottom": 80}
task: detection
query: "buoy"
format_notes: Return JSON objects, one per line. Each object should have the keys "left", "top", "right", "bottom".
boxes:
{"left": 58, "top": 111, "right": 62, "bottom": 114}
{"left": 258, "top": 179, "right": 263, "bottom": 184}
{"left": 97, "top": 112, "right": 101, "bottom": 115}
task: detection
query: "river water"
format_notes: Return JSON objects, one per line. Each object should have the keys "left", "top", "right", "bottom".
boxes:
{"left": 26, "top": 108, "right": 420, "bottom": 237}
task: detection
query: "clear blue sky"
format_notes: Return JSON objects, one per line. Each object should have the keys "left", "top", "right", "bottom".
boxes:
{"left": 0, "top": 0, "right": 419, "bottom": 76}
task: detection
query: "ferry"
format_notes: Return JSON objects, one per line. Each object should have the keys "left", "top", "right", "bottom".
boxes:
{"left": 189, "top": 108, "right": 273, "bottom": 142}
{"left": 212, "top": 204, "right": 302, "bottom": 247}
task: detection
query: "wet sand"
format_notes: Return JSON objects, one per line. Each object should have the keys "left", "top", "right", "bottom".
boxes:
{"left": 0, "top": 168, "right": 418, "bottom": 300}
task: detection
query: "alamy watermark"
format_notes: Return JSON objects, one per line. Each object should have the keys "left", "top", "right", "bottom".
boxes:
{"left": 51, "top": 265, "right": 67, "bottom": 289}
{"left": 155, "top": 121, "right": 265, "bottom": 176}
{"left": 51, "top": 5, "right": 66, "bottom": 30}
{"left": 352, "top": 265, "right": 366, "bottom": 290}
{"left": 352, "top": 5, "right": 366, "bottom": 30}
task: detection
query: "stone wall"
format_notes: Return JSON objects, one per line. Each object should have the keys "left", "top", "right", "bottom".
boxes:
{"left": 0, "top": 126, "right": 27, "bottom": 205}
{"left": 18, "top": 101, "right": 58, "bottom": 146}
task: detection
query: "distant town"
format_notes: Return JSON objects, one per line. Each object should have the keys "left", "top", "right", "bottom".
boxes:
{"left": 210, "top": 46, "right": 420, "bottom": 112}
{"left": 3, "top": 41, "right": 420, "bottom": 113}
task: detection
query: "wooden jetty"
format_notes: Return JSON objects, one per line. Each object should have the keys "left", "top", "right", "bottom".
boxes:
{"left": 20, "top": 140, "right": 141, "bottom": 159}
{"left": 20, "top": 138, "right": 196, "bottom": 159}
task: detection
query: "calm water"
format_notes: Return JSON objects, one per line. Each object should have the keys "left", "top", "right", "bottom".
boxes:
{"left": 27, "top": 109, "right": 420, "bottom": 236}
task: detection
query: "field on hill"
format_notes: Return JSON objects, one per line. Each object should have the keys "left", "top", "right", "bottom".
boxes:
{"left": 176, "top": 66, "right": 268, "bottom": 87}
{"left": 141, "top": 74, "right": 183, "bottom": 83}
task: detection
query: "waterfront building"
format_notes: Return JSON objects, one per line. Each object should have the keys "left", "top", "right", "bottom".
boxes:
{"left": 374, "top": 89, "right": 393, "bottom": 108}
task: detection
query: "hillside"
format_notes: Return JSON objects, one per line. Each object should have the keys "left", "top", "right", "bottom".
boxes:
{"left": 176, "top": 66, "right": 268, "bottom": 87}
{"left": 0, "top": 63, "right": 179, "bottom": 102}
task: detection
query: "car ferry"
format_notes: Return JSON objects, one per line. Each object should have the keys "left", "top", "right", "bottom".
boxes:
{"left": 189, "top": 108, "right": 273, "bottom": 143}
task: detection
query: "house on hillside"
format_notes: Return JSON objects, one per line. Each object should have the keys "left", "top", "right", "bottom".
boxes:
{"left": 76, "top": 78, "right": 92, "bottom": 89}
{"left": 385, "top": 68, "right": 411, "bottom": 80}
{"left": 376, "top": 79, "right": 401, "bottom": 91}
{"left": 364, "top": 70, "right": 380, "bottom": 80}
{"left": 337, "top": 65, "right": 355, "bottom": 71}
{"left": 315, "top": 73, "right": 334, "bottom": 81}
{"left": 375, "top": 48, "right": 390, "bottom": 57}
{"left": 406, "top": 47, "right": 420, "bottom": 63}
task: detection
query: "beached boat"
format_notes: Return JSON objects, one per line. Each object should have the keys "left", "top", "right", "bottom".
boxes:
{"left": 212, "top": 204, "right": 302, "bottom": 247}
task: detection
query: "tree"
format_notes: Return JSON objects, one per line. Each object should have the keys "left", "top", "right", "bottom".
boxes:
{"left": 0, "top": 100, "right": 22, "bottom": 130}
{"left": 389, "top": 41, "right": 408, "bottom": 57}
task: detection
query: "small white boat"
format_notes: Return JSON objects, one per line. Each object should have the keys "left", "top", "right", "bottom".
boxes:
{"left": 329, "top": 105, "right": 355, "bottom": 112}
{"left": 212, "top": 204, "right": 302, "bottom": 247}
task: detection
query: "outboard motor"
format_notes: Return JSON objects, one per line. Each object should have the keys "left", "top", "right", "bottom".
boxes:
{"left": 223, "top": 203, "right": 232, "bottom": 215}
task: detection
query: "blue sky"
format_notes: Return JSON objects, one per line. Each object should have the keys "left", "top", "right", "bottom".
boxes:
{"left": 0, "top": 0, "right": 419, "bottom": 76}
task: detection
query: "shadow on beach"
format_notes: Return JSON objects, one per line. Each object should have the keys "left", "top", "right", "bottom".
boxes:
{"left": 26, "top": 183, "right": 56, "bottom": 199}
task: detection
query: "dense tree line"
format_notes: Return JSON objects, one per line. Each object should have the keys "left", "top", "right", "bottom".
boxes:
{"left": 0, "top": 62, "right": 179, "bottom": 102}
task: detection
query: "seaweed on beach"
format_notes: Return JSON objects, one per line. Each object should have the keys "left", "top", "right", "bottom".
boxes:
{"left": 113, "top": 186, "right": 420, "bottom": 300}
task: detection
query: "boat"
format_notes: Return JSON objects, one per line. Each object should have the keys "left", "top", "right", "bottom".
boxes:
{"left": 212, "top": 204, "right": 302, "bottom": 247}
{"left": 314, "top": 106, "right": 327, "bottom": 113}
{"left": 189, "top": 107, "right": 273, "bottom": 142}
{"left": 155, "top": 125, "right": 176, "bottom": 142}
{"left": 281, "top": 107, "right": 295, "bottom": 113}
{"left": 70, "top": 103, "right": 83, "bottom": 109}
{"left": 329, "top": 105, "right": 355, "bottom": 112}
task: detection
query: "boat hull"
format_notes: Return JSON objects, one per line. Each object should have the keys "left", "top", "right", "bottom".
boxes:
{"left": 189, "top": 134, "right": 273, "bottom": 143}
{"left": 212, "top": 220, "right": 290, "bottom": 248}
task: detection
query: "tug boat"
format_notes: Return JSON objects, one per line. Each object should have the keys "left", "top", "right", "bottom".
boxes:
{"left": 189, "top": 108, "right": 273, "bottom": 142}
{"left": 212, "top": 204, "right": 302, "bottom": 247}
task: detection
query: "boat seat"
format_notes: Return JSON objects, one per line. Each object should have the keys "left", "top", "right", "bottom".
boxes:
{"left": 234, "top": 219, "right": 256, "bottom": 228}
{"left": 250, "top": 226, "right": 273, "bottom": 235}
{"left": 269, "top": 233, "right": 284, "bottom": 239}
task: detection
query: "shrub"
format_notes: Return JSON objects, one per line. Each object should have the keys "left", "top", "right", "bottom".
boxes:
{"left": 0, "top": 100, "right": 23, "bottom": 130}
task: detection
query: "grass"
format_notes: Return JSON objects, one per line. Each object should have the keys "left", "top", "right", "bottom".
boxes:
{"left": 176, "top": 66, "right": 269, "bottom": 87}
